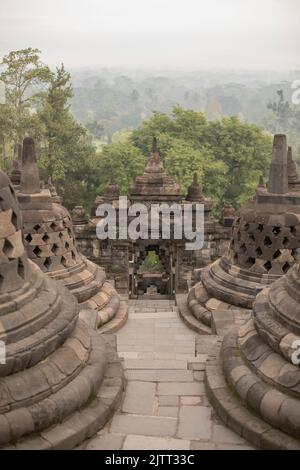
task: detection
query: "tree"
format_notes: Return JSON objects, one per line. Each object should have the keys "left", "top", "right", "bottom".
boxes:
{"left": 163, "top": 138, "right": 227, "bottom": 212}
{"left": 38, "top": 65, "right": 98, "bottom": 210}
{"left": 129, "top": 106, "right": 272, "bottom": 213}
{"left": 264, "top": 89, "right": 300, "bottom": 165}
{"left": 85, "top": 119, "right": 105, "bottom": 140}
{"left": 0, "top": 48, "right": 51, "bottom": 149}
{"left": 97, "top": 141, "right": 145, "bottom": 195}
{"left": 267, "top": 89, "right": 292, "bottom": 132}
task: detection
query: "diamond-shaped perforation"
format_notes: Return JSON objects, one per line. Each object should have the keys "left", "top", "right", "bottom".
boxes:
{"left": 282, "top": 262, "right": 290, "bottom": 273}
{"left": 11, "top": 210, "right": 18, "bottom": 229}
{"left": 44, "top": 257, "right": 52, "bottom": 270}
{"left": 33, "top": 246, "right": 42, "bottom": 257}
{"left": 257, "top": 224, "right": 264, "bottom": 232}
{"left": 256, "top": 247, "right": 263, "bottom": 256}
{"left": 17, "top": 258, "right": 25, "bottom": 279}
{"left": 264, "top": 260, "right": 272, "bottom": 271}
{"left": 239, "top": 244, "right": 247, "bottom": 254}
{"left": 264, "top": 236, "right": 272, "bottom": 247}
{"left": 61, "top": 255, "right": 68, "bottom": 267}
{"left": 3, "top": 238, "right": 14, "bottom": 258}
{"left": 42, "top": 233, "right": 50, "bottom": 243}
{"left": 272, "top": 226, "right": 281, "bottom": 236}
{"left": 283, "top": 237, "right": 289, "bottom": 247}
{"left": 245, "top": 257, "right": 255, "bottom": 268}
{"left": 25, "top": 234, "right": 33, "bottom": 243}
{"left": 290, "top": 226, "right": 297, "bottom": 236}
{"left": 273, "top": 249, "right": 281, "bottom": 259}
{"left": 52, "top": 243, "right": 59, "bottom": 255}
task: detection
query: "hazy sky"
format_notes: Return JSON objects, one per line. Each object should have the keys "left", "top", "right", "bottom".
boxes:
{"left": 0, "top": 0, "right": 299, "bottom": 70}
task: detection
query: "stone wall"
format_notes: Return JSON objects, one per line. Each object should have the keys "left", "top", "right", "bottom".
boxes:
{"left": 74, "top": 222, "right": 231, "bottom": 295}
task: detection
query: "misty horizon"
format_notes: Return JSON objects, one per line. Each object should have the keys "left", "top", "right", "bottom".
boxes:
{"left": 0, "top": 0, "right": 299, "bottom": 70}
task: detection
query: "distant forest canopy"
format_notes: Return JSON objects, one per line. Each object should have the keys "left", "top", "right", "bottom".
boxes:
{"left": 0, "top": 48, "right": 298, "bottom": 214}
{"left": 70, "top": 67, "right": 300, "bottom": 156}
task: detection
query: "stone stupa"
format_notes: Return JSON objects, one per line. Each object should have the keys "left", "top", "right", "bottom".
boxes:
{"left": 287, "top": 145, "right": 300, "bottom": 192}
{"left": 129, "top": 137, "right": 182, "bottom": 204}
{"left": 16, "top": 137, "right": 127, "bottom": 331}
{"left": 186, "top": 135, "right": 300, "bottom": 333}
{"left": 0, "top": 169, "right": 123, "bottom": 449}
{"left": 206, "top": 246, "right": 300, "bottom": 449}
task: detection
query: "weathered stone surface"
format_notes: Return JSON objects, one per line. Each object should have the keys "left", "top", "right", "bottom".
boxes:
{"left": 85, "top": 433, "right": 125, "bottom": 450}
{"left": 158, "top": 407, "right": 178, "bottom": 417}
{"left": 123, "top": 434, "right": 190, "bottom": 450}
{"left": 16, "top": 138, "right": 122, "bottom": 331}
{"left": 158, "top": 382, "right": 205, "bottom": 396}
{"left": 110, "top": 415, "right": 177, "bottom": 437}
{"left": 158, "top": 396, "right": 179, "bottom": 406}
{"left": 0, "top": 168, "right": 124, "bottom": 449}
{"left": 122, "top": 381, "right": 156, "bottom": 415}
{"left": 207, "top": 254, "right": 300, "bottom": 448}
{"left": 187, "top": 134, "right": 300, "bottom": 332}
{"left": 177, "top": 406, "right": 212, "bottom": 440}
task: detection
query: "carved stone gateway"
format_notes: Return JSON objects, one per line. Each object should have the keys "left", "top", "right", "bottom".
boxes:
{"left": 185, "top": 135, "right": 300, "bottom": 332}
{"left": 16, "top": 138, "right": 127, "bottom": 331}
{"left": 0, "top": 170, "right": 124, "bottom": 449}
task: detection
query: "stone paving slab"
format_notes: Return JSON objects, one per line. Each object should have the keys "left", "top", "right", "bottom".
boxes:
{"left": 122, "top": 381, "right": 156, "bottom": 415}
{"left": 110, "top": 415, "right": 177, "bottom": 437}
{"left": 158, "top": 407, "right": 179, "bottom": 417}
{"left": 123, "top": 435, "right": 190, "bottom": 450}
{"left": 124, "top": 359, "right": 188, "bottom": 370}
{"left": 125, "top": 369, "right": 194, "bottom": 382}
{"left": 85, "top": 433, "right": 125, "bottom": 450}
{"left": 212, "top": 424, "right": 246, "bottom": 445}
{"left": 177, "top": 406, "right": 212, "bottom": 440}
{"left": 83, "top": 300, "right": 254, "bottom": 450}
{"left": 158, "top": 382, "right": 205, "bottom": 396}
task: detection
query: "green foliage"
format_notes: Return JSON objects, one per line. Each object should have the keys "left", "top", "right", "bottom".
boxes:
{"left": 38, "top": 65, "right": 98, "bottom": 210}
{"left": 264, "top": 90, "right": 300, "bottom": 163}
{"left": 0, "top": 48, "right": 51, "bottom": 145}
{"left": 139, "top": 251, "right": 164, "bottom": 273}
{"left": 97, "top": 141, "right": 145, "bottom": 195}
{"left": 0, "top": 49, "right": 274, "bottom": 216}
{"left": 130, "top": 107, "right": 272, "bottom": 213}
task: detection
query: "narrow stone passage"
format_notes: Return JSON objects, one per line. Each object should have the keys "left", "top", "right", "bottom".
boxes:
{"left": 83, "top": 300, "right": 254, "bottom": 450}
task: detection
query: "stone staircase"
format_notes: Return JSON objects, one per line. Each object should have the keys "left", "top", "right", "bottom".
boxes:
{"left": 81, "top": 300, "right": 253, "bottom": 450}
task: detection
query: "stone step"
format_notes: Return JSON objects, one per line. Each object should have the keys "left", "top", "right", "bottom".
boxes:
{"left": 176, "top": 294, "right": 211, "bottom": 335}
{"left": 205, "top": 349, "right": 300, "bottom": 450}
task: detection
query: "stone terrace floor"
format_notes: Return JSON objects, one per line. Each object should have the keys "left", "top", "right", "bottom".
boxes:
{"left": 82, "top": 300, "right": 254, "bottom": 450}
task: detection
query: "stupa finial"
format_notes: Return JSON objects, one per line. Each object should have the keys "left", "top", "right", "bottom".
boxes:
{"left": 20, "top": 137, "right": 40, "bottom": 194}
{"left": 268, "top": 134, "right": 288, "bottom": 194}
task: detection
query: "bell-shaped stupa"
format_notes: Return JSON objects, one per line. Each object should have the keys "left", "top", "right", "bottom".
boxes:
{"left": 187, "top": 135, "right": 300, "bottom": 332}
{"left": 206, "top": 256, "right": 300, "bottom": 449}
{"left": 16, "top": 138, "right": 126, "bottom": 331}
{"left": 0, "top": 169, "right": 123, "bottom": 449}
